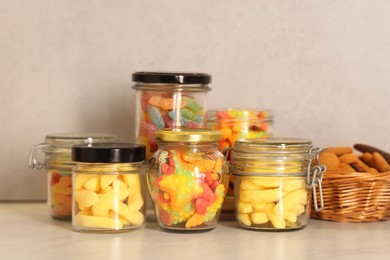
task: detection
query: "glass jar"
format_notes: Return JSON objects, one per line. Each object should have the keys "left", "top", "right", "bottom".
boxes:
{"left": 231, "top": 138, "right": 325, "bottom": 231}
{"left": 71, "top": 143, "right": 146, "bottom": 232}
{"left": 206, "top": 109, "right": 274, "bottom": 215}
{"left": 29, "top": 133, "right": 118, "bottom": 220}
{"left": 147, "top": 128, "right": 229, "bottom": 232}
{"left": 132, "top": 72, "right": 211, "bottom": 159}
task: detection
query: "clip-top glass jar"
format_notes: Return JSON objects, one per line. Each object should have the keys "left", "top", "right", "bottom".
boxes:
{"left": 231, "top": 138, "right": 325, "bottom": 231}
{"left": 132, "top": 71, "right": 211, "bottom": 159}
{"left": 207, "top": 109, "right": 274, "bottom": 215}
{"left": 147, "top": 128, "right": 229, "bottom": 232}
{"left": 71, "top": 143, "right": 146, "bottom": 232}
{"left": 29, "top": 133, "right": 118, "bottom": 220}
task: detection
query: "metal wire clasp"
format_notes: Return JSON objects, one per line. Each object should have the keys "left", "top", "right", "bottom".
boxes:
{"left": 28, "top": 143, "right": 48, "bottom": 170}
{"left": 307, "top": 147, "right": 326, "bottom": 211}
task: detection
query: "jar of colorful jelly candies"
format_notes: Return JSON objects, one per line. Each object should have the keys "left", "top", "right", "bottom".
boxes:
{"left": 231, "top": 138, "right": 326, "bottom": 231}
{"left": 132, "top": 72, "right": 211, "bottom": 159}
{"left": 29, "top": 133, "right": 118, "bottom": 220}
{"left": 71, "top": 143, "right": 146, "bottom": 232}
{"left": 147, "top": 128, "right": 229, "bottom": 232}
{"left": 206, "top": 109, "right": 274, "bottom": 215}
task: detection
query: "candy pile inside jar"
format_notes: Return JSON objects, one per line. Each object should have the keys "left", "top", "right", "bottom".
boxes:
{"left": 72, "top": 143, "right": 146, "bottom": 232}
{"left": 208, "top": 109, "right": 272, "bottom": 150}
{"left": 207, "top": 109, "right": 273, "bottom": 198}
{"left": 48, "top": 157, "right": 73, "bottom": 218}
{"left": 231, "top": 138, "right": 324, "bottom": 230}
{"left": 235, "top": 163, "right": 308, "bottom": 229}
{"left": 147, "top": 128, "right": 229, "bottom": 231}
{"left": 132, "top": 72, "right": 211, "bottom": 159}
{"left": 138, "top": 93, "right": 205, "bottom": 154}
{"left": 29, "top": 133, "right": 118, "bottom": 220}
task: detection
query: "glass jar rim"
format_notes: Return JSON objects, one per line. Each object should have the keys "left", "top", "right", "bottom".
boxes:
{"left": 233, "top": 137, "right": 312, "bottom": 154}
{"left": 44, "top": 133, "right": 118, "bottom": 148}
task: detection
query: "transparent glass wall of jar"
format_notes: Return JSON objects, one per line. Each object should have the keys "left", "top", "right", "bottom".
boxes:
{"left": 132, "top": 72, "right": 211, "bottom": 159}
{"left": 71, "top": 143, "right": 146, "bottom": 232}
{"left": 29, "top": 133, "right": 118, "bottom": 220}
{"left": 147, "top": 128, "right": 229, "bottom": 232}
{"left": 231, "top": 138, "right": 325, "bottom": 231}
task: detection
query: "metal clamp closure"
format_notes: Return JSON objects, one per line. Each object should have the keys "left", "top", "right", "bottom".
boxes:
{"left": 307, "top": 147, "right": 326, "bottom": 211}
{"left": 28, "top": 143, "right": 48, "bottom": 170}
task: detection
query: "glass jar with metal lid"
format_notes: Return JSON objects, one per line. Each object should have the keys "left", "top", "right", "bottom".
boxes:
{"left": 132, "top": 71, "right": 211, "bottom": 159}
{"left": 71, "top": 143, "right": 146, "bottom": 232}
{"left": 231, "top": 137, "right": 325, "bottom": 231}
{"left": 29, "top": 133, "right": 118, "bottom": 220}
{"left": 147, "top": 128, "right": 229, "bottom": 232}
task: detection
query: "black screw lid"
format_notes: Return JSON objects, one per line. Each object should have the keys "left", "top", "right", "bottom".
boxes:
{"left": 132, "top": 72, "right": 211, "bottom": 84}
{"left": 72, "top": 143, "right": 146, "bottom": 163}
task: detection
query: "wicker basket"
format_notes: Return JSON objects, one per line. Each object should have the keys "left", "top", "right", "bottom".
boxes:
{"left": 310, "top": 170, "right": 390, "bottom": 222}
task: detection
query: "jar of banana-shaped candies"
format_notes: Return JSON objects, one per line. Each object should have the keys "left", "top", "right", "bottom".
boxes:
{"left": 147, "top": 128, "right": 229, "bottom": 232}
{"left": 71, "top": 143, "right": 146, "bottom": 232}
{"left": 132, "top": 72, "right": 211, "bottom": 159}
{"left": 29, "top": 133, "right": 118, "bottom": 220}
{"left": 231, "top": 138, "right": 325, "bottom": 231}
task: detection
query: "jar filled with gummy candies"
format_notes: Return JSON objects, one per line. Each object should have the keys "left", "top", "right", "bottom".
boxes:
{"left": 71, "top": 143, "right": 146, "bottom": 232}
{"left": 207, "top": 109, "right": 274, "bottom": 215}
{"left": 147, "top": 128, "right": 229, "bottom": 232}
{"left": 132, "top": 72, "right": 211, "bottom": 159}
{"left": 29, "top": 133, "right": 118, "bottom": 220}
{"left": 231, "top": 138, "right": 325, "bottom": 231}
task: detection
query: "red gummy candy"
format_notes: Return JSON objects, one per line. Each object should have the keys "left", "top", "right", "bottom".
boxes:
{"left": 200, "top": 182, "right": 217, "bottom": 203}
{"left": 204, "top": 174, "right": 219, "bottom": 191}
{"left": 159, "top": 207, "right": 171, "bottom": 225}
{"left": 161, "top": 163, "right": 173, "bottom": 175}
{"left": 216, "top": 111, "right": 229, "bottom": 119}
{"left": 195, "top": 198, "right": 211, "bottom": 215}
{"left": 141, "top": 92, "right": 151, "bottom": 112}
{"left": 148, "top": 139, "right": 158, "bottom": 153}
{"left": 50, "top": 172, "right": 61, "bottom": 185}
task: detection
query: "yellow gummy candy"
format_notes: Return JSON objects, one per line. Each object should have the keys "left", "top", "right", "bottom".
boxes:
{"left": 83, "top": 176, "right": 101, "bottom": 191}
{"left": 240, "top": 188, "right": 280, "bottom": 203}
{"left": 111, "top": 202, "right": 144, "bottom": 226}
{"left": 237, "top": 201, "right": 252, "bottom": 213}
{"left": 239, "top": 178, "right": 262, "bottom": 190}
{"left": 74, "top": 214, "right": 123, "bottom": 229}
{"left": 251, "top": 212, "right": 269, "bottom": 224}
{"left": 293, "top": 204, "right": 305, "bottom": 215}
{"left": 238, "top": 212, "right": 252, "bottom": 226}
{"left": 92, "top": 190, "right": 117, "bottom": 217}
{"left": 122, "top": 174, "right": 141, "bottom": 189}
{"left": 117, "top": 188, "right": 130, "bottom": 202}
{"left": 248, "top": 177, "right": 280, "bottom": 188}
{"left": 74, "top": 189, "right": 99, "bottom": 208}
{"left": 273, "top": 189, "right": 307, "bottom": 216}
{"left": 264, "top": 203, "right": 286, "bottom": 229}
{"left": 100, "top": 175, "right": 117, "bottom": 189}
{"left": 128, "top": 192, "right": 144, "bottom": 212}
{"left": 74, "top": 174, "right": 93, "bottom": 189}
{"left": 282, "top": 179, "right": 303, "bottom": 193}
{"left": 252, "top": 202, "right": 266, "bottom": 211}
{"left": 283, "top": 211, "right": 297, "bottom": 223}
{"left": 51, "top": 183, "right": 72, "bottom": 195}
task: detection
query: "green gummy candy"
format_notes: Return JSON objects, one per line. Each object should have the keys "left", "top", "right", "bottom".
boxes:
{"left": 184, "top": 97, "right": 203, "bottom": 113}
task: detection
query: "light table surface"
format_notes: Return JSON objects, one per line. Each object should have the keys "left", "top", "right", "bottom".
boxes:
{"left": 1, "top": 202, "right": 389, "bottom": 260}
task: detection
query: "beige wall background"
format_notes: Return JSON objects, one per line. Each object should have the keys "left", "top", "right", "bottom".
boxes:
{"left": 1, "top": 0, "right": 390, "bottom": 200}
